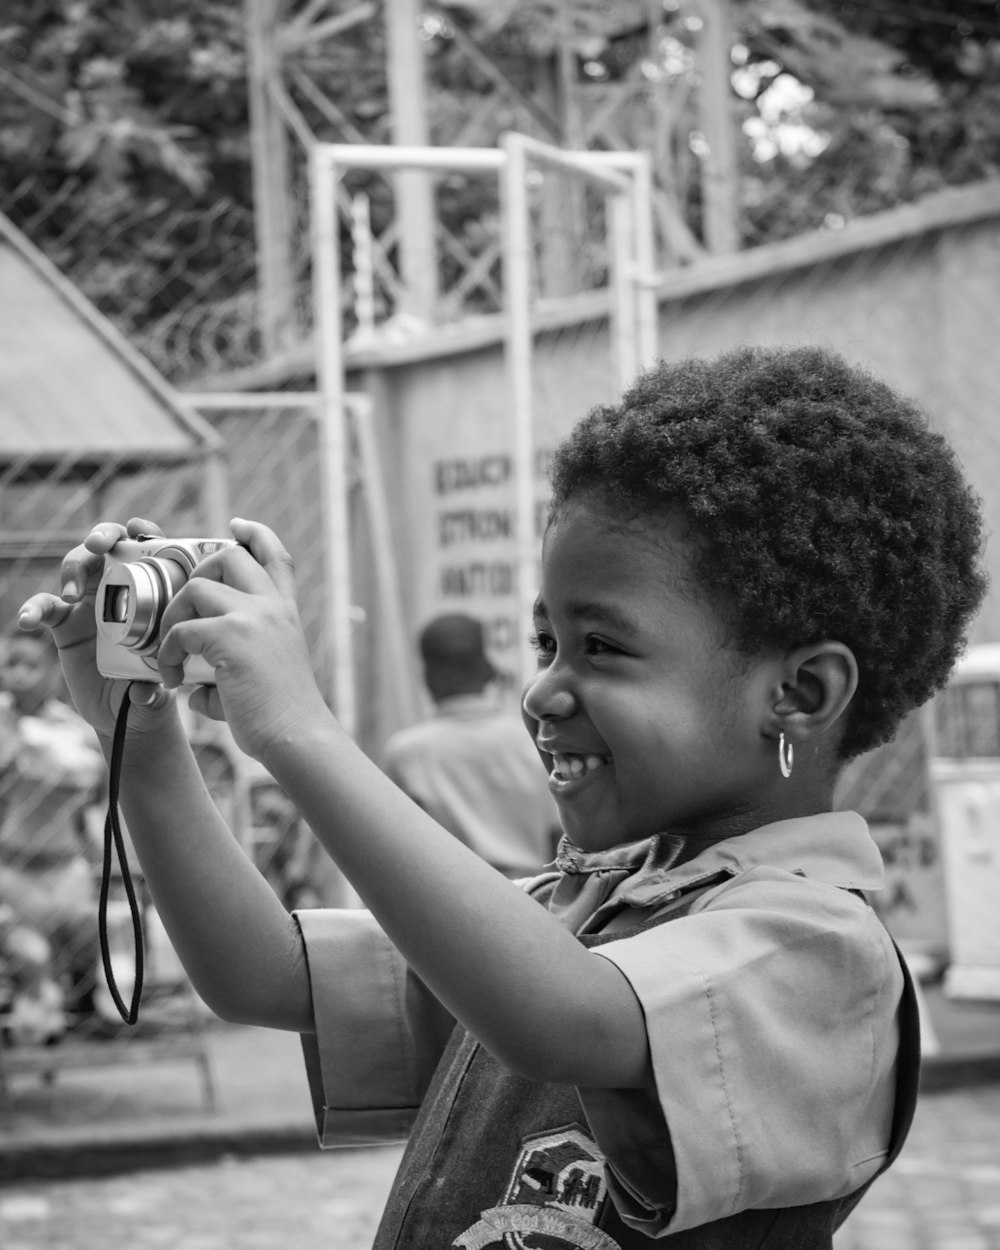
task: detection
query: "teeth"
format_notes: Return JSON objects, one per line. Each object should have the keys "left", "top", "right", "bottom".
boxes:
{"left": 550, "top": 752, "right": 608, "bottom": 781}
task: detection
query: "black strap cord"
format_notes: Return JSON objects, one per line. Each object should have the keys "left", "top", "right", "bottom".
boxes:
{"left": 97, "top": 684, "right": 145, "bottom": 1025}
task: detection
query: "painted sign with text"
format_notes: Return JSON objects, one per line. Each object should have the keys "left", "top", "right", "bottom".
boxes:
{"left": 421, "top": 448, "right": 554, "bottom": 697}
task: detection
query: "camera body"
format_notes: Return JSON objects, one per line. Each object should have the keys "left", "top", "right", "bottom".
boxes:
{"left": 95, "top": 537, "right": 236, "bottom": 684}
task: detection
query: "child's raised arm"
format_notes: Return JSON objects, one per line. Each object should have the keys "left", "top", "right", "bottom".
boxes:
{"left": 17, "top": 521, "right": 313, "bottom": 1033}
{"left": 21, "top": 519, "right": 651, "bottom": 1091}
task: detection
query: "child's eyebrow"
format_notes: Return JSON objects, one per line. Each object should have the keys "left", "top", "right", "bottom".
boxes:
{"left": 532, "top": 597, "right": 640, "bottom": 639}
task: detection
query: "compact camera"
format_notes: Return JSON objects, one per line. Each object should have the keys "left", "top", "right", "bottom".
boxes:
{"left": 95, "top": 537, "right": 237, "bottom": 684}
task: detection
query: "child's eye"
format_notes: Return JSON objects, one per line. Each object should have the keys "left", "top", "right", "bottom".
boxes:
{"left": 585, "top": 635, "right": 619, "bottom": 657}
{"left": 528, "top": 630, "right": 556, "bottom": 660}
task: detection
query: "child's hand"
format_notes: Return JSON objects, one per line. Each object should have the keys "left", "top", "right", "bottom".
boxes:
{"left": 16, "top": 518, "right": 173, "bottom": 743}
{"left": 154, "top": 519, "right": 332, "bottom": 763}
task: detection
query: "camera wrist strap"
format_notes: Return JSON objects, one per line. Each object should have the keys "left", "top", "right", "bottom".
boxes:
{"left": 98, "top": 683, "right": 145, "bottom": 1025}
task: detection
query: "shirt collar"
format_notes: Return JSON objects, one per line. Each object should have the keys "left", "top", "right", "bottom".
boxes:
{"left": 548, "top": 811, "right": 883, "bottom": 918}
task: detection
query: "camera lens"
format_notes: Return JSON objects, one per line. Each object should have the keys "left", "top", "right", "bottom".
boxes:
{"left": 103, "top": 585, "right": 130, "bottom": 624}
{"left": 96, "top": 555, "right": 190, "bottom": 651}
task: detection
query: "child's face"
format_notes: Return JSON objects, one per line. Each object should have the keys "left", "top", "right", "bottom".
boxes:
{"left": 1, "top": 638, "right": 57, "bottom": 711}
{"left": 522, "top": 498, "right": 780, "bottom": 852}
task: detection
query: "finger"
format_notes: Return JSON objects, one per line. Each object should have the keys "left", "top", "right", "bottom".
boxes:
{"left": 72, "top": 519, "right": 162, "bottom": 603}
{"left": 228, "top": 518, "right": 298, "bottom": 600}
{"left": 157, "top": 577, "right": 247, "bottom": 650}
{"left": 188, "top": 542, "right": 274, "bottom": 596}
{"left": 18, "top": 593, "right": 73, "bottom": 632}
{"left": 128, "top": 682, "right": 173, "bottom": 712}
{"left": 186, "top": 684, "right": 226, "bottom": 721}
{"left": 18, "top": 591, "right": 96, "bottom": 655}
{"left": 185, "top": 521, "right": 297, "bottom": 599}
{"left": 62, "top": 531, "right": 122, "bottom": 604}
{"left": 155, "top": 618, "right": 221, "bottom": 689}
{"left": 126, "top": 517, "right": 164, "bottom": 539}
{"left": 82, "top": 521, "right": 129, "bottom": 556}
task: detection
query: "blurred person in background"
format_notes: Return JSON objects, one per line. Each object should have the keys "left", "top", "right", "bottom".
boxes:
{"left": 0, "top": 900, "right": 62, "bottom": 1044}
{"left": 0, "top": 628, "right": 104, "bottom": 1036}
{"left": 382, "top": 613, "right": 560, "bottom": 878}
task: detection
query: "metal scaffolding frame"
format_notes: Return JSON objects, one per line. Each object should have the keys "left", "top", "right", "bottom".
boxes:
{"left": 309, "top": 136, "right": 658, "bottom": 735}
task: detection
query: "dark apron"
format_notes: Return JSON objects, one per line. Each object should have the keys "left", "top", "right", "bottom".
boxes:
{"left": 374, "top": 882, "right": 920, "bottom": 1250}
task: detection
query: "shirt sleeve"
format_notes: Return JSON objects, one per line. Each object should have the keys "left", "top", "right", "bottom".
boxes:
{"left": 580, "top": 872, "right": 902, "bottom": 1234}
{"left": 294, "top": 908, "right": 454, "bottom": 1148}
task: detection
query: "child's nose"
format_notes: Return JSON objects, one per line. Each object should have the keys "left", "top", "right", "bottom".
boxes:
{"left": 521, "top": 666, "right": 577, "bottom": 723}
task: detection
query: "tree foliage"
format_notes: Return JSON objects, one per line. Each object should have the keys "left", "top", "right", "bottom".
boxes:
{"left": 734, "top": 0, "right": 1000, "bottom": 239}
{"left": 0, "top": 0, "right": 253, "bottom": 365}
{"left": 3, "top": 0, "right": 1000, "bottom": 378}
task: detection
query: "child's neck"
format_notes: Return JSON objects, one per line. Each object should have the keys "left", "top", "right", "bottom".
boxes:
{"left": 671, "top": 782, "right": 839, "bottom": 861}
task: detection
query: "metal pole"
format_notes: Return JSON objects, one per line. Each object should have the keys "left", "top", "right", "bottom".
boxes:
{"left": 351, "top": 193, "right": 377, "bottom": 342}
{"left": 630, "top": 152, "right": 660, "bottom": 369}
{"left": 696, "top": 0, "right": 740, "bottom": 254}
{"left": 500, "top": 134, "right": 538, "bottom": 689}
{"left": 584, "top": 150, "right": 660, "bottom": 369}
{"left": 245, "top": 0, "right": 296, "bottom": 353}
{"left": 507, "top": 133, "right": 631, "bottom": 192}
{"left": 201, "top": 449, "right": 232, "bottom": 538}
{"left": 182, "top": 393, "right": 323, "bottom": 409}
{"left": 385, "top": 0, "right": 438, "bottom": 318}
{"left": 349, "top": 394, "right": 420, "bottom": 727}
{"left": 323, "top": 143, "right": 505, "bottom": 172}
{"left": 609, "top": 191, "right": 638, "bottom": 393}
{"left": 309, "top": 146, "right": 357, "bottom": 737}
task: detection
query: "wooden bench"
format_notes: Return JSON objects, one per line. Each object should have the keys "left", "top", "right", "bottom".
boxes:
{"left": 0, "top": 982, "right": 220, "bottom": 1120}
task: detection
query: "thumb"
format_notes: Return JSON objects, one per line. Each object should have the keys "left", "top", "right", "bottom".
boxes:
{"left": 127, "top": 682, "right": 174, "bottom": 713}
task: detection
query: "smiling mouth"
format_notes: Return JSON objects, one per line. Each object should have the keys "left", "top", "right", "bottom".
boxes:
{"left": 548, "top": 751, "right": 611, "bottom": 784}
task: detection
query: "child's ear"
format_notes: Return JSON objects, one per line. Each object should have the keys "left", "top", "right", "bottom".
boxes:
{"left": 770, "top": 641, "right": 858, "bottom": 744}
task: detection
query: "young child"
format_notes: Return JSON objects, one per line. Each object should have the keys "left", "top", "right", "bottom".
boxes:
{"left": 18, "top": 345, "right": 986, "bottom": 1247}
{"left": 0, "top": 629, "right": 104, "bottom": 1034}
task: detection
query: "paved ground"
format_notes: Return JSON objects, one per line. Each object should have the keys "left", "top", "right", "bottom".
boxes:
{"left": 1, "top": 1085, "right": 999, "bottom": 1249}
{"left": 0, "top": 1145, "right": 405, "bottom": 1250}
{"left": 0, "top": 979, "right": 997, "bottom": 1247}
{"left": 836, "top": 1084, "right": 1000, "bottom": 1250}
{"left": 0, "top": 1021, "right": 317, "bottom": 1178}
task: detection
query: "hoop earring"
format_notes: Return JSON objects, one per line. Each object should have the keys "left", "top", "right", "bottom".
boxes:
{"left": 778, "top": 733, "right": 794, "bottom": 780}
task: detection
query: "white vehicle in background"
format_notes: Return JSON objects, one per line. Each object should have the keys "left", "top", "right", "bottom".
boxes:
{"left": 929, "top": 643, "right": 1000, "bottom": 1002}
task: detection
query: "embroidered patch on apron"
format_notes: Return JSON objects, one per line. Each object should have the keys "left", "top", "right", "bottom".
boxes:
{"left": 453, "top": 1124, "right": 622, "bottom": 1250}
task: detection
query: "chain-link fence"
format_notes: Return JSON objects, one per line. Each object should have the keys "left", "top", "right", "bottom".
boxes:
{"left": 0, "top": 402, "right": 348, "bottom": 1118}
{"left": 0, "top": 444, "right": 213, "bottom": 1115}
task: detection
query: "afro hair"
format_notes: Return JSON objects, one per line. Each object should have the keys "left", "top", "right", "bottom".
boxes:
{"left": 548, "top": 345, "right": 988, "bottom": 760}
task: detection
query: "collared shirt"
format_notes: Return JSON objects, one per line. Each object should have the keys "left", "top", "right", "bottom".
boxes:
{"left": 295, "top": 811, "right": 901, "bottom": 1234}
{"left": 381, "top": 693, "right": 559, "bottom": 877}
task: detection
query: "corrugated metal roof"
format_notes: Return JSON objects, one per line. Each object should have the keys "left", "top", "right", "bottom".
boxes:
{"left": 0, "top": 213, "right": 219, "bottom": 470}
